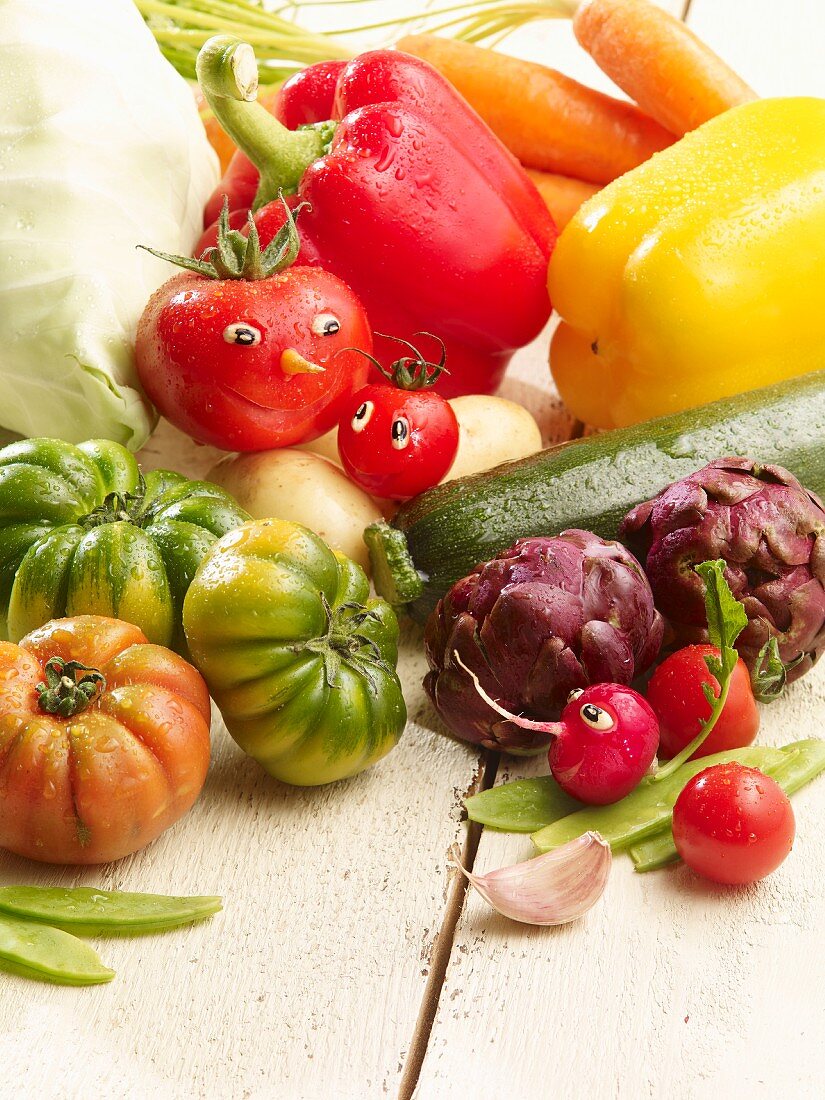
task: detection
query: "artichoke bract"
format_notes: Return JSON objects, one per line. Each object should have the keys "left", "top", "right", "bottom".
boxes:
{"left": 423, "top": 531, "right": 663, "bottom": 754}
{"left": 621, "top": 458, "right": 825, "bottom": 683}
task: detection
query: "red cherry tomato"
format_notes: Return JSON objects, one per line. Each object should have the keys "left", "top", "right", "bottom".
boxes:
{"left": 337, "top": 367, "right": 460, "bottom": 501}
{"left": 646, "top": 644, "right": 759, "bottom": 761}
{"left": 672, "top": 763, "right": 795, "bottom": 884}
{"left": 136, "top": 267, "right": 371, "bottom": 452}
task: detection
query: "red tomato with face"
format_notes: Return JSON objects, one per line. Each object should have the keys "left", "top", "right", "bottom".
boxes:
{"left": 672, "top": 763, "right": 795, "bottom": 884}
{"left": 337, "top": 384, "right": 459, "bottom": 500}
{"left": 136, "top": 267, "right": 371, "bottom": 452}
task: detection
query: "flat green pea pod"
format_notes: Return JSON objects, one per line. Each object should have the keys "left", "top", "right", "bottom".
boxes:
{"left": 0, "top": 888, "right": 222, "bottom": 936}
{"left": 629, "top": 738, "right": 825, "bottom": 872}
{"left": 0, "top": 913, "right": 113, "bottom": 986}
{"left": 465, "top": 775, "right": 584, "bottom": 833}
{"left": 183, "top": 519, "right": 407, "bottom": 786}
{"left": 0, "top": 437, "right": 249, "bottom": 652}
{"left": 532, "top": 745, "right": 789, "bottom": 853}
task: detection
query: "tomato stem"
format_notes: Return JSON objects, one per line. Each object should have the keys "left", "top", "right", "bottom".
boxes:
{"left": 36, "top": 658, "right": 106, "bottom": 718}
{"left": 293, "top": 594, "right": 393, "bottom": 689}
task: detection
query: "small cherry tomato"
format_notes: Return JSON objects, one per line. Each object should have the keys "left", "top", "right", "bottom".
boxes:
{"left": 646, "top": 644, "right": 760, "bottom": 761}
{"left": 137, "top": 200, "right": 371, "bottom": 452}
{"left": 337, "top": 334, "right": 460, "bottom": 500}
{"left": 672, "top": 763, "right": 795, "bottom": 884}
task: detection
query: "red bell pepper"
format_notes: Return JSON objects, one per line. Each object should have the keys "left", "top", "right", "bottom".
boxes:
{"left": 197, "top": 39, "right": 556, "bottom": 396}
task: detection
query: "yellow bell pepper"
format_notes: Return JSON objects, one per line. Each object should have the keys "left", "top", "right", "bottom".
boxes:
{"left": 548, "top": 97, "right": 825, "bottom": 428}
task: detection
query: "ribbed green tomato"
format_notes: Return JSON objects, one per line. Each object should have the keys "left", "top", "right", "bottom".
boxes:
{"left": 0, "top": 438, "right": 249, "bottom": 652}
{"left": 182, "top": 519, "right": 406, "bottom": 786}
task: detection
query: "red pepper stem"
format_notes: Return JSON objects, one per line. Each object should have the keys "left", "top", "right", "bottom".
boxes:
{"left": 196, "top": 36, "right": 330, "bottom": 209}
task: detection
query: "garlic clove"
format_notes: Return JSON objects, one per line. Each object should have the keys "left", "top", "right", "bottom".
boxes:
{"left": 453, "top": 831, "right": 611, "bottom": 926}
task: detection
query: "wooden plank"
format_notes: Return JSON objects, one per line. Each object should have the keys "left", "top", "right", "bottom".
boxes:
{"left": 0, "top": 322, "right": 567, "bottom": 1098}
{"left": 416, "top": 667, "right": 825, "bottom": 1099}
{"left": 417, "top": 5, "right": 825, "bottom": 1096}
{"left": 0, "top": 547, "right": 483, "bottom": 1097}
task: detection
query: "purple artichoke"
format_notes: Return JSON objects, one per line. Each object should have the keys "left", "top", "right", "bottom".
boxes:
{"left": 621, "top": 457, "right": 825, "bottom": 684}
{"left": 423, "top": 530, "right": 664, "bottom": 753}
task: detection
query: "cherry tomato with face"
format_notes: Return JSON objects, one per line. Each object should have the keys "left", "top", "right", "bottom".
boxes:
{"left": 137, "top": 201, "right": 371, "bottom": 452}
{"left": 672, "top": 763, "right": 795, "bottom": 884}
{"left": 646, "top": 644, "right": 760, "bottom": 761}
{"left": 337, "top": 334, "right": 460, "bottom": 500}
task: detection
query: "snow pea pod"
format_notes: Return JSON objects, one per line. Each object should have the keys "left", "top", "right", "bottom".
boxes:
{"left": 629, "top": 739, "right": 825, "bottom": 873}
{"left": 531, "top": 745, "right": 787, "bottom": 853}
{"left": 0, "top": 914, "right": 113, "bottom": 986}
{"left": 0, "top": 888, "right": 222, "bottom": 936}
{"left": 465, "top": 775, "right": 584, "bottom": 833}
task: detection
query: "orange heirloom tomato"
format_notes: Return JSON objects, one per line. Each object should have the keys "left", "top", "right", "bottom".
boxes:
{"left": 0, "top": 616, "right": 211, "bottom": 865}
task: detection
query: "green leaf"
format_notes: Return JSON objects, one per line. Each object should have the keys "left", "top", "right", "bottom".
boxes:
{"left": 216, "top": 198, "right": 242, "bottom": 276}
{"left": 751, "top": 636, "right": 787, "bottom": 702}
{"left": 695, "top": 558, "right": 747, "bottom": 672}
{"left": 654, "top": 560, "right": 749, "bottom": 779}
{"left": 701, "top": 680, "right": 718, "bottom": 709}
{"left": 259, "top": 195, "right": 306, "bottom": 274}
{"left": 465, "top": 775, "right": 584, "bottom": 833}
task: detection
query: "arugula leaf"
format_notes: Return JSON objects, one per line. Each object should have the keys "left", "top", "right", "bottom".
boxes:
{"left": 654, "top": 560, "right": 748, "bottom": 780}
{"left": 695, "top": 558, "right": 747, "bottom": 682}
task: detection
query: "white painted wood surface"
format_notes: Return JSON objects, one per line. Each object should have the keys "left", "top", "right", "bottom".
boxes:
{"left": 1, "top": 3, "right": 823, "bottom": 1099}
{"left": 417, "top": 2, "right": 825, "bottom": 1097}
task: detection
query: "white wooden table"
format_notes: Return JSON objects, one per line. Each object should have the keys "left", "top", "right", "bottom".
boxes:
{"left": 2, "top": 4, "right": 824, "bottom": 1098}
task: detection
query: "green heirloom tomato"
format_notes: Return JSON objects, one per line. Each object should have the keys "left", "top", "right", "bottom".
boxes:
{"left": 0, "top": 438, "right": 249, "bottom": 652}
{"left": 182, "top": 518, "right": 407, "bottom": 786}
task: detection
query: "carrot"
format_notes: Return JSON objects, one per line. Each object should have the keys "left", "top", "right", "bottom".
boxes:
{"left": 573, "top": 0, "right": 757, "bottom": 136}
{"left": 398, "top": 34, "right": 674, "bottom": 185}
{"left": 524, "top": 169, "right": 600, "bottom": 230}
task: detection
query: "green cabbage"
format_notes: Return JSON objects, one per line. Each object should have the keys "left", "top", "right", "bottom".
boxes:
{"left": 0, "top": 0, "right": 219, "bottom": 449}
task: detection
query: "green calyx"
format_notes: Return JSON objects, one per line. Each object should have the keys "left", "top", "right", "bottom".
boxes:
{"left": 140, "top": 195, "right": 305, "bottom": 281}
{"left": 294, "top": 594, "right": 393, "bottom": 691}
{"left": 79, "top": 475, "right": 148, "bottom": 529}
{"left": 354, "top": 332, "right": 450, "bottom": 391}
{"left": 36, "top": 658, "right": 106, "bottom": 718}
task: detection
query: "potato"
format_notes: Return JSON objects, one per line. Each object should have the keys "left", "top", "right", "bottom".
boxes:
{"left": 207, "top": 449, "right": 382, "bottom": 574}
{"left": 294, "top": 427, "right": 341, "bottom": 466}
{"left": 445, "top": 395, "right": 542, "bottom": 481}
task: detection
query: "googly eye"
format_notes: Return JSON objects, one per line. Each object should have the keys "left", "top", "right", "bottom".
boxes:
{"left": 351, "top": 400, "right": 374, "bottom": 432}
{"left": 391, "top": 417, "right": 410, "bottom": 450}
{"left": 567, "top": 688, "right": 584, "bottom": 703}
{"left": 311, "top": 313, "right": 341, "bottom": 337}
{"left": 223, "top": 323, "right": 261, "bottom": 347}
{"left": 579, "top": 703, "right": 615, "bottom": 731}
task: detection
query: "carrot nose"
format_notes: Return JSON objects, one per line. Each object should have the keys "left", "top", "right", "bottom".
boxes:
{"left": 280, "top": 349, "right": 325, "bottom": 375}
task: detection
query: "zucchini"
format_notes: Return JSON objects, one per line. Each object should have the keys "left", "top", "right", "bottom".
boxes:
{"left": 365, "top": 371, "right": 825, "bottom": 621}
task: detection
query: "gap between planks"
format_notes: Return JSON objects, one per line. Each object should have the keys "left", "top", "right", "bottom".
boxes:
{"left": 397, "top": 749, "right": 500, "bottom": 1100}
{"left": 398, "top": 3, "right": 693, "bottom": 1093}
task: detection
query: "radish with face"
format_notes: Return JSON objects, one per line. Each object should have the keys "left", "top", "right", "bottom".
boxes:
{"left": 456, "top": 653, "right": 660, "bottom": 805}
